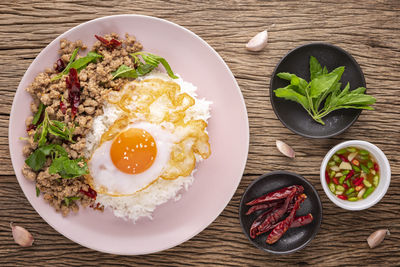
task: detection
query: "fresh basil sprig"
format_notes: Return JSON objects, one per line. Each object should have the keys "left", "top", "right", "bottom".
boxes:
{"left": 25, "top": 144, "right": 68, "bottom": 171}
{"left": 49, "top": 156, "right": 88, "bottom": 179}
{"left": 274, "top": 56, "right": 376, "bottom": 125}
{"left": 112, "top": 52, "right": 177, "bottom": 80}
{"left": 64, "top": 196, "right": 80, "bottom": 207}
{"left": 34, "top": 111, "right": 75, "bottom": 147}
{"left": 51, "top": 49, "right": 103, "bottom": 81}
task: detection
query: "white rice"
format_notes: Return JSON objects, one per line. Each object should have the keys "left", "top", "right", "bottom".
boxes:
{"left": 85, "top": 72, "right": 211, "bottom": 222}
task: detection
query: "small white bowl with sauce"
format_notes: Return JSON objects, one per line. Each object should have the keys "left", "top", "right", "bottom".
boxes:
{"left": 320, "top": 140, "right": 391, "bottom": 210}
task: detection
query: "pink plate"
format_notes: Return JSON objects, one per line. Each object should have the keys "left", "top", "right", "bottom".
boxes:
{"left": 9, "top": 15, "right": 249, "bottom": 255}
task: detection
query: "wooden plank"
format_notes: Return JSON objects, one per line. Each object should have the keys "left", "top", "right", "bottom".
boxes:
{"left": 0, "top": 0, "right": 399, "bottom": 265}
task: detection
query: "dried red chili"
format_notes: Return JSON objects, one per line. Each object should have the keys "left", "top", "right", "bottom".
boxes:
{"left": 288, "top": 213, "right": 313, "bottom": 228}
{"left": 55, "top": 58, "right": 66, "bottom": 72}
{"left": 80, "top": 186, "right": 97, "bottom": 199}
{"left": 256, "top": 190, "right": 296, "bottom": 236}
{"left": 26, "top": 124, "right": 36, "bottom": 132}
{"left": 95, "top": 34, "right": 122, "bottom": 49}
{"left": 246, "top": 200, "right": 283, "bottom": 215}
{"left": 266, "top": 194, "right": 306, "bottom": 244}
{"left": 59, "top": 100, "right": 67, "bottom": 114}
{"left": 246, "top": 185, "right": 303, "bottom": 206}
{"left": 249, "top": 208, "right": 275, "bottom": 239}
{"left": 66, "top": 68, "right": 80, "bottom": 119}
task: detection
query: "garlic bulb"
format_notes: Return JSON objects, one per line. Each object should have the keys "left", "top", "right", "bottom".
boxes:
{"left": 246, "top": 30, "right": 268, "bottom": 51}
{"left": 10, "top": 223, "right": 34, "bottom": 247}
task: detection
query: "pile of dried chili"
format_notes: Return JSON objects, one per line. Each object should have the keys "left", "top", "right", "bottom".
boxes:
{"left": 246, "top": 185, "right": 313, "bottom": 244}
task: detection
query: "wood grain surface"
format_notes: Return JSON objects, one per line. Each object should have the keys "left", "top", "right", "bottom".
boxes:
{"left": 1, "top": 0, "right": 399, "bottom": 266}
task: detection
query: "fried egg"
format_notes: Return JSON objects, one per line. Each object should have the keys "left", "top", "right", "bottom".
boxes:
{"left": 88, "top": 122, "right": 174, "bottom": 196}
{"left": 87, "top": 76, "right": 211, "bottom": 197}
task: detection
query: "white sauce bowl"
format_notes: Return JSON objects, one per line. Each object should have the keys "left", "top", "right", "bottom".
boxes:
{"left": 320, "top": 140, "right": 391, "bottom": 210}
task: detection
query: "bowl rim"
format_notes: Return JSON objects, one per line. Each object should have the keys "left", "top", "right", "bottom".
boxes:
{"left": 239, "top": 170, "right": 323, "bottom": 254}
{"left": 320, "top": 140, "right": 391, "bottom": 210}
{"left": 269, "top": 42, "right": 366, "bottom": 139}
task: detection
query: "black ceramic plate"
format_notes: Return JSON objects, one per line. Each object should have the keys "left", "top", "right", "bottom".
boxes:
{"left": 239, "top": 171, "right": 322, "bottom": 254}
{"left": 270, "top": 43, "right": 366, "bottom": 138}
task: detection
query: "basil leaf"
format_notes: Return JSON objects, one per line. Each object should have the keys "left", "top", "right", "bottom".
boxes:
{"left": 130, "top": 52, "right": 178, "bottom": 79}
{"left": 25, "top": 144, "right": 67, "bottom": 171}
{"left": 69, "top": 51, "right": 103, "bottom": 72}
{"left": 310, "top": 56, "right": 323, "bottom": 80}
{"left": 25, "top": 149, "right": 46, "bottom": 171}
{"left": 309, "top": 73, "right": 338, "bottom": 98}
{"left": 112, "top": 64, "right": 138, "bottom": 79}
{"left": 36, "top": 186, "right": 40, "bottom": 197}
{"left": 277, "top": 73, "right": 308, "bottom": 95}
{"left": 51, "top": 48, "right": 79, "bottom": 81}
{"left": 32, "top": 103, "right": 45, "bottom": 125}
{"left": 274, "top": 85, "right": 310, "bottom": 111}
{"left": 136, "top": 64, "right": 156, "bottom": 76}
{"left": 37, "top": 116, "right": 49, "bottom": 147}
{"left": 64, "top": 196, "right": 80, "bottom": 207}
{"left": 49, "top": 156, "right": 88, "bottom": 179}
{"left": 48, "top": 120, "right": 74, "bottom": 142}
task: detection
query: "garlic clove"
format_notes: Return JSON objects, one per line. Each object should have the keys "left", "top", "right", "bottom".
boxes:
{"left": 367, "top": 229, "right": 390, "bottom": 248}
{"left": 276, "top": 140, "right": 295, "bottom": 158}
{"left": 246, "top": 30, "right": 268, "bottom": 51}
{"left": 10, "top": 222, "right": 34, "bottom": 247}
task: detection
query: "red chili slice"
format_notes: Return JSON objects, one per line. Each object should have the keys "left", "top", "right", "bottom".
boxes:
{"left": 337, "top": 195, "right": 348, "bottom": 200}
{"left": 344, "top": 170, "right": 355, "bottom": 181}
{"left": 80, "top": 186, "right": 97, "bottom": 199}
{"left": 338, "top": 155, "right": 349, "bottom": 163}
{"left": 26, "top": 124, "right": 36, "bottom": 132}
{"left": 325, "top": 170, "right": 330, "bottom": 184}
{"left": 374, "top": 163, "right": 379, "bottom": 172}
{"left": 60, "top": 100, "right": 67, "bottom": 114}
{"left": 95, "top": 34, "right": 122, "bottom": 49}
{"left": 55, "top": 58, "right": 66, "bottom": 72}
{"left": 66, "top": 68, "right": 80, "bottom": 119}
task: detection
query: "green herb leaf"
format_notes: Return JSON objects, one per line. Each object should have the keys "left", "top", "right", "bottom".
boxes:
{"left": 32, "top": 103, "right": 45, "bottom": 125}
{"left": 112, "top": 64, "right": 138, "bottom": 79}
{"left": 276, "top": 73, "right": 308, "bottom": 95}
{"left": 310, "top": 56, "right": 323, "bottom": 80}
{"left": 274, "top": 85, "right": 310, "bottom": 111}
{"left": 64, "top": 196, "right": 80, "bottom": 207}
{"left": 49, "top": 156, "right": 88, "bottom": 179}
{"left": 309, "top": 73, "right": 338, "bottom": 99}
{"left": 131, "top": 52, "right": 178, "bottom": 79}
{"left": 36, "top": 186, "right": 40, "bottom": 197}
{"left": 69, "top": 51, "right": 103, "bottom": 72}
{"left": 51, "top": 48, "right": 79, "bottom": 81}
{"left": 25, "top": 144, "right": 67, "bottom": 171}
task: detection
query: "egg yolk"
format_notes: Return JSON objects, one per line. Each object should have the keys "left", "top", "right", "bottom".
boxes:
{"left": 110, "top": 128, "right": 157, "bottom": 174}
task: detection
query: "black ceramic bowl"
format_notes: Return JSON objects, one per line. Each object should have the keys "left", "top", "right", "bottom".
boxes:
{"left": 270, "top": 43, "right": 366, "bottom": 138}
{"left": 239, "top": 171, "right": 322, "bottom": 254}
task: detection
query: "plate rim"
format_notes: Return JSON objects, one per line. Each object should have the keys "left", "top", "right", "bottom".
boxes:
{"left": 269, "top": 42, "right": 366, "bottom": 139}
{"left": 238, "top": 170, "right": 323, "bottom": 254}
{"left": 8, "top": 14, "right": 250, "bottom": 255}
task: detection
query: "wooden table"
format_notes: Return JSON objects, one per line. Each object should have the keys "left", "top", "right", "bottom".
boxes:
{"left": 1, "top": 1, "right": 399, "bottom": 265}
